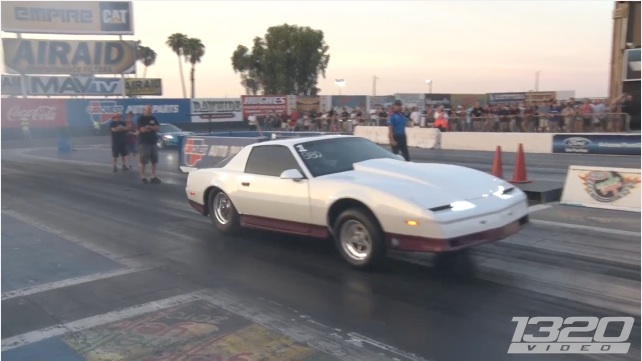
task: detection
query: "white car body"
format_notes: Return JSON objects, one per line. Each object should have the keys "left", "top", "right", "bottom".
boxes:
{"left": 185, "top": 135, "right": 529, "bottom": 255}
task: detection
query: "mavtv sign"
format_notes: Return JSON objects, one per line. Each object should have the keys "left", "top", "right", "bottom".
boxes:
{"left": 2, "top": 75, "right": 124, "bottom": 96}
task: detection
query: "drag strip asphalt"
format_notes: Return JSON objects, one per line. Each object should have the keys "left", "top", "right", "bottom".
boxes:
{"left": 1, "top": 142, "right": 640, "bottom": 361}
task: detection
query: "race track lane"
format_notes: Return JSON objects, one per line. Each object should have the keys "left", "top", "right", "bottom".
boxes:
{"left": 1, "top": 151, "right": 640, "bottom": 361}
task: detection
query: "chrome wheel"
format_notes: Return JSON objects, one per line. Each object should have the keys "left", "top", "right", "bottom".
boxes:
{"left": 339, "top": 220, "right": 371, "bottom": 261}
{"left": 213, "top": 192, "right": 231, "bottom": 225}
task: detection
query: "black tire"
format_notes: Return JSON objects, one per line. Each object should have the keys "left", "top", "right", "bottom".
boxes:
{"left": 208, "top": 190, "right": 241, "bottom": 236}
{"left": 333, "top": 207, "right": 386, "bottom": 269}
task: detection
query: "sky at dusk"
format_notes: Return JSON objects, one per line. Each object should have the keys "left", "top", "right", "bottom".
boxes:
{"left": 0, "top": 0, "right": 615, "bottom": 98}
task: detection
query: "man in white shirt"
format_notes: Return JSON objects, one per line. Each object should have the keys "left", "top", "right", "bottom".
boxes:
{"left": 410, "top": 107, "right": 421, "bottom": 127}
{"left": 248, "top": 114, "right": 257, "bottom": 131}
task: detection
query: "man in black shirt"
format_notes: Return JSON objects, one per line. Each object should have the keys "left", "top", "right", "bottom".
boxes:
{"left": 110, "top": 114, "right": 130, "bottom": 172}
{"left": 137, "top": 105, "right": 161, "bottom": 184}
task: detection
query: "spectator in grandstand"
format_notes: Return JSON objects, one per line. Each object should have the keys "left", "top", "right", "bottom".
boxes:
{"left": 589, "top": 99, "right": 606, "bottom": 131}
{"left": 248, "top": 114, "right": 257, "bottom": 131}
{"left": 562, "top": 103, "right": 576, "bottom": 132}
{"left": 548, "top": 100, "right": 563, "bottom": 132}
{"left": 434, "top": 105, "right": 449, "bottom": 132}
{"left": 409, "top": 106, "right": 421, "bottom": 127}
{"left": 618, "top": 93, "right": 640, "bottom": 131}
{"left": 536, "top": 102, "right": 551, "bottom": 132}
{"left": 576, "top": 99, "right": 593, "bottom": 132}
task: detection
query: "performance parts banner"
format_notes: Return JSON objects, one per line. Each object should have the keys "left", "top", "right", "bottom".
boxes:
{"left": 191, "top": 99, "right": 243, "bottom": 123}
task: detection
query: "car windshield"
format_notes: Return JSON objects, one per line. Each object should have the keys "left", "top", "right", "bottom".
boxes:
{"left": 294, "top": 137, "right": 400, "bottom": 177}
{"left": 160, "top": 124, "right": 181, "bottom": 133}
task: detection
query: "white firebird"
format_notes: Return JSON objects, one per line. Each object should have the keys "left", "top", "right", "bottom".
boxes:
{"left": 185, "top": 135, "right": 529, "bottom": 269}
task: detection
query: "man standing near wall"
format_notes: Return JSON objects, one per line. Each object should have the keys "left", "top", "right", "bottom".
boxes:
{"left": 137, "top": 105, "right": 161, "bottom": 184}
{"left": 388, "top": 99, "right": 410, "bottom": 161}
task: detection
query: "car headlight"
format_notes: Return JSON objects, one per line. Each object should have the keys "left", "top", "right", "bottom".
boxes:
{"left": 163, "top": 135, "right": 174, "bottom": 139}
{"left": 429, "top": 200, "right": 476, "bottom": 212}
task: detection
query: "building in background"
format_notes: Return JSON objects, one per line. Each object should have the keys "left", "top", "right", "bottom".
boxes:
{"left": 610, "top": 1, "right": 641, "bottom": 100}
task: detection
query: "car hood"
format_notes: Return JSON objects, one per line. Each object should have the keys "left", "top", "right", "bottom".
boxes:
{"left": 323, "top": 158, "right": 511, "bottom": 208}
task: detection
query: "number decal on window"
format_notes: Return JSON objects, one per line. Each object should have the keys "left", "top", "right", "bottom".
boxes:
{"left": 300, "top": 151, "right": 322, "bottom": 160}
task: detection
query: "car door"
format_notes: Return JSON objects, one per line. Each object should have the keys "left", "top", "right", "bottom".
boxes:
{"left": 234, "top": 145, "right": 312, "bottom": 229}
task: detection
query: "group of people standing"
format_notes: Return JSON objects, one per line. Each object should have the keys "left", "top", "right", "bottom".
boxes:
{"left": 110, "top": 105, "right": 162, "bottom": 184}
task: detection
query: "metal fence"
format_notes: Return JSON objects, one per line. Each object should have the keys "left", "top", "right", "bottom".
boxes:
{"left": 358, "top": 112, "right": 634, "bottom": 133}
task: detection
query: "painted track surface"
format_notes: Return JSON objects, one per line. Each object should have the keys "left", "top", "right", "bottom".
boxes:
{"left": 1, "top": 138, "right": 640, "bottom": 361}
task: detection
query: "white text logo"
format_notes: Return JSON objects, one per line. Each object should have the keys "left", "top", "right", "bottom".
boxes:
{"left": 508, "top": 316, "right": 633, "bottom": 354}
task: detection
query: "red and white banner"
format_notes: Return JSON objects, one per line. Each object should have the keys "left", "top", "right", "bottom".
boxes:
{"left": 241, "top": 96, "right": 291, "bottom": 119}
{"left": 1, "top": 98, "right": 69, "bottom": 128}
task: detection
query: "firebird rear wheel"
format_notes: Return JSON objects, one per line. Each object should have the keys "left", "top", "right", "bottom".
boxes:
{"left": 208, "top": 191, "right": 241, "bottom": 236}
{"left": 334, "top": 208, "right": 386, "bottom": 269}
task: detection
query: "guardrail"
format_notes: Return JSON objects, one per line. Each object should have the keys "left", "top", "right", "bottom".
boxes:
{"left": 358, "top": 112, "right": 633, "bottom": 133}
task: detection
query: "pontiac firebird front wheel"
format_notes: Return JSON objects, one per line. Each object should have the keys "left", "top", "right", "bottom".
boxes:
{"left": 208, "top": 191, "right": 241, "bottom": 236}
{"left": 333, "top": 208, "right": 386, "bottom": 269}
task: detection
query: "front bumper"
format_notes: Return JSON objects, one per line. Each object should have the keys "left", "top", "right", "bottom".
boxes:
{"left": 387, "top": 214, "right": 529, "bottom": 253}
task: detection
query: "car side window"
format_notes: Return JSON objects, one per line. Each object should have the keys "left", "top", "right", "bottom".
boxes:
{"left": 244, "top": 145, "right": 301, "bottom": 177}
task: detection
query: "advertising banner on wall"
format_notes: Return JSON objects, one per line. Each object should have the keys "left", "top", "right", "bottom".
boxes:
{"left": 190, "top": 98, "right": 243, "bottom": 123}
{"left": 1, "top": 74, "right": 23, "bottom": 96}
{"left": 394, "top": 93, "right": 425, "bottom": 109}
{"left": 293, "top": 96, "right": 333, "bottom": 114}
{"left": 330, "top": 96, "right": 367, "bottom": 111}
{"left": 1, "top": 98, "right": 69, "bottom": 128}
{"left": 66, "top": 98, "right": 190, "bottom": 128}
{"left": 450, "top": 94, "right": 486, "bottom": 108}
{"left": 241, "top": 95, "right": 290, "bottom": 119}
{"left": 424, "top": 94, "right": 452, "bottom": 107}
{"left": 552, "top": 134, "right": 641, "bottom": 156}
{"left": 3, "top": 39, "right": 137, "bottom": 75}
{"left": 125, "top": 78, "right": 162, "bottom": 96}
{"left": 487, "top": 92, "right": 525, "bottom": 105}
{"left": 367, "top": 95, "right": 395, "bottom": 111}
{"left": 560, "top": 166, "right": 641, "bottom": 212}
{"left": 27, "top": 76, "right": 123, "bottom": 96}
{"left": 623, "top": 48, "right": 641, "bottom": 82}
{"left": 1, "top": 1, "right": 134, "bottom": 35}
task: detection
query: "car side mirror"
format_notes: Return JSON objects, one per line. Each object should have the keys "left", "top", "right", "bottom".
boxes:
{"left": 280, "top": 169, "right": 304, "bottom": 181}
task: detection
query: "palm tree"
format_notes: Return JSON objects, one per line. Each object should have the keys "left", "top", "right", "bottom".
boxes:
{"left": 165, "top": 33, "right": 188, "bottom": 98}
{"left": 183, "top": 37, "right": 205, "bottom": 99}
{"left": 136, "top": 42, "right": 157, "bottom": 78}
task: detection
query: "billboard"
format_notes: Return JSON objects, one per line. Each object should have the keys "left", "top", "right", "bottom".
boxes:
{"left": 293, "top": 96, "right": 331, "bottom": 114}
{"left": 28, "top": 76, "right": 123, "bottom": 96}
{"left": 191, "top": 98, "right": 243, "bottom": 123}
{"left": 241, "top": 95, "right": 291, "bottom": 119}
{"left": 487, "top": 92, "right": 526, "bottom": 105}
{"left": 125, "top": 78, "right": 162, "bottom": 96}
{"left": 450, "top": 94, "right": 486, "bottom": 108}
{"left": 424, "top": 94, "right": 452, "bottom": 107}
{"left": 1, "top": 98, "right": 69, "bottom": 128}
{"left": 3, "top": 39, "right": 137, "bottom": 75}
{"left": 560, "top": 166, "right": 641, "bottom": 212}
{"left": 623, "top": 48, "right": 641, "bottom": 82}
{"left": 2, "top": 74, "right": 24, "bottom": 96}
{"left": 394, "top": 93, "right": 425, "bottom": 109}
{"left": 1, "top": 1, "right": 134, "bottom": 35}
{"left": 330, "top": 96, "right": 367, "bottom": 111}
{"left": 552, "top": 134, "right": 641, "bottom": 156}
{"left": 66, "top": 98, "right": 191, "bottom": 128}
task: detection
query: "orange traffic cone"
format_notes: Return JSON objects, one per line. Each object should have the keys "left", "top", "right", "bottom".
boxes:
{"left": 510, "top": 143, "right": 531, "bottom": 183}
{"left": 491, "top": 146, "right": 504, "bottom": 179}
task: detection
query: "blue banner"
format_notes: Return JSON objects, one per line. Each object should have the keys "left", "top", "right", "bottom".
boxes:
{"left": 66, "top": 98, "right": 191, "bottom": 129}
{"left": 552, "top": 134, "right": 641, "bottom": 155}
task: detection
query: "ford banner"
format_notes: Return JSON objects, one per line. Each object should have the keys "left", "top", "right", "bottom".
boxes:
{"left": 552, "top": 134, "right": 641, "bottom": 156}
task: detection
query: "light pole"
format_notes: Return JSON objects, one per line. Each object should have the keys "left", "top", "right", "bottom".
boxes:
{"left": 425, "top": 79, "right": 433, "bottom": 94}
{"left": 372, "top": 75, "right": 379, "bottom": 96}
{"left": 335, "top": 79, "right": 345, "bottom": 95}
{"left": 535, "top": 71, "right": 541, "bottom": 91}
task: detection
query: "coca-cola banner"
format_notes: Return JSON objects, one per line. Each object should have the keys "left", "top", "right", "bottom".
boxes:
{"left": 1, "top": 98, "right": 68, "bottom": 128}
{"left": 241, "top": 96, "right": 293, "bottom": 119}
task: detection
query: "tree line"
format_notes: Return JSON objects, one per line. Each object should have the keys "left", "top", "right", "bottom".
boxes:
{"left": 139, "top": 24, "right": 329, "bottom": 98}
